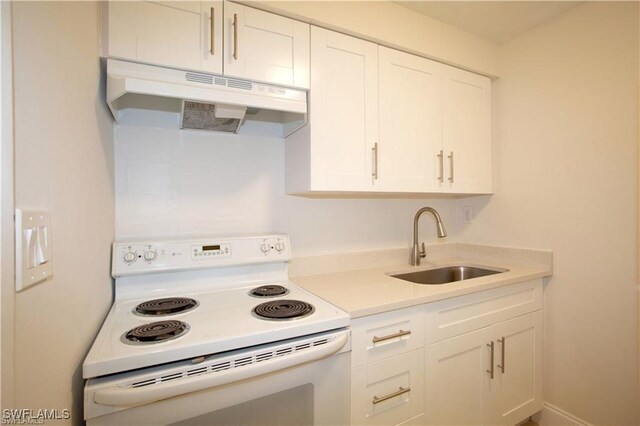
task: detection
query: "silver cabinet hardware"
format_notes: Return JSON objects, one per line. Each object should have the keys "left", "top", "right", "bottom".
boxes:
{"left": 372, "top": 143, "right": 379, "bottom": 180}
{"left": 497, "top": 337, "right": 505, "bottom": 374}
{"left": 210, "top": 8, "right": 215, "bottom": 55}
{"left": 372, "top": 386, "right": 411, "bottom": 404}
{"left": 233, "top": 13, "right": 238, "bottom": 60}
{"left": 372, "top": 329, "right": 411, "bottom": 344}
{"left": 437, "top": 150, "right": 444, "bottom": 182}
{"left": 448, "top": 151, "right": 454, "bottom": 183}
{"left": 486, "top": 341, "right": 494, "bottom": 379}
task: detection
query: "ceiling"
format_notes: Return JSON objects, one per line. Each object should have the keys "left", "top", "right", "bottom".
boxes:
{"left": 394, "top": 1, "right": 583, "bottom": 44}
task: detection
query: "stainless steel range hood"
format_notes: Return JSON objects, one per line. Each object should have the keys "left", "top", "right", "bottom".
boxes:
{"left": 106, "top": 59, "right": 307, "bottom": 136}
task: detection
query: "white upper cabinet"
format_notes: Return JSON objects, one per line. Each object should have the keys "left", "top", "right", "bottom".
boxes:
{"left": 286, "top": 28, "right": 492, "bottom": 195}
{"left": 102, "top": 1, "right": 310, "bottom": 89}
{"left": 442, "top": 65, "right": 493, "bottom": 193}
{"left": 286, "top": 27, "right": 378, "bottom": 193}
{"left": 378, "top": 47, "right": 443, "bottom": 193}
{"left": 223, "top": 2, "right": 309, "bottom": 88}
{"left": 103, "top": 1, "right": 223, "bottom": 74}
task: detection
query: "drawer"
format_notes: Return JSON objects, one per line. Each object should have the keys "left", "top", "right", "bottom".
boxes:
{"left": 351, "top": 348, "right": 424, "bottom": 426}
{"left": 351, "top": 306, "right": 425, "bottom": 367}
{"left": 425, "top": 279, "right": 542, "bottom": 344}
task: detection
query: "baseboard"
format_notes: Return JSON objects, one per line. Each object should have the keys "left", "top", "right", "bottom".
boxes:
{"left": 532, "top": 402, "right": 593, "bottom": 426}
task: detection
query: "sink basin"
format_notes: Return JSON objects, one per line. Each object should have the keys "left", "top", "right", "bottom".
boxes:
{"left": 391, "top": 265, "right": 508, "bottom": 285}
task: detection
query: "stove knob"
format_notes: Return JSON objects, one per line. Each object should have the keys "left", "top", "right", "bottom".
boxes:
{"left": 260, "top": 242, "right": 271, "bottom": 254}
{"left": 123, "top": 251, "right": 136, "bottom": 264}
{"left": 275, "top": 240, "right": 286, "bottom": 253}
{"left": 143, "top": 250, "right": 157, "bottom": 262}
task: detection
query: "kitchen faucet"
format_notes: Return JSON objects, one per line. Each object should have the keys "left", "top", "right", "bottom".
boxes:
{"left": 411, "top": 207, "right": 447, "bottom": 266}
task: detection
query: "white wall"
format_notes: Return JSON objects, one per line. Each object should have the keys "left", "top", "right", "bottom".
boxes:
{"left": 11, "top": 2, "right": 114, "bottom": 423}
{"left": 456, "top": 3, "right": 639, "bottom": 424}
{"left": 0, "top": 0, "right": 13, "bottom": 410}
{"left": 115, "top": 123, "right": 461, "bottom": 257}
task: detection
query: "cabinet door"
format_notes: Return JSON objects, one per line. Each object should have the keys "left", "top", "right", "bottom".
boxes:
{"left": 442, "top": 65, "right": 492, "bottom": 193}
{"left": 352, "top": 349, "right": 424, "bottom": 425}
{"left": 223, "top": 2, "right": 309, "bottom": 88}
{"left": 105, "top": 1, "right": 222, "bottom": 74}
{"left": 485, "top": 311, "right": 543, "bottom": 425}
{"left": 309, "top": 27, "right": 379, "bottom": 191}
{"left": 424, "top": 328, "right": 487, "bottom": 426}
{"left": 378, "top": 47, "right": 443, "bottom": 193}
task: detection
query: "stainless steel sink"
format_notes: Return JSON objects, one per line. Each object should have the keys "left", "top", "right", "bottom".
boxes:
{"left": 391, "top": 265, "right": 508, "bottom": 285}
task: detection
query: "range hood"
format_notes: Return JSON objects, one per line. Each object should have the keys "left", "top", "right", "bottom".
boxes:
{"left": 106, "top": 59, "right": 307, "bottom": 136}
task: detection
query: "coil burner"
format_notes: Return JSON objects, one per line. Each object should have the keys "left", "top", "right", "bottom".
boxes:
{"left": 123, "top": 320, "right": 190, "bottom": 345}
{"left": 134, "top": 297, "right": 198, "bottom": 316}
{"left": 252, "top": 299, "right": 315, "bottom": 321}
{"left": 249, "top": 285, "right": 290, "bottom": 298}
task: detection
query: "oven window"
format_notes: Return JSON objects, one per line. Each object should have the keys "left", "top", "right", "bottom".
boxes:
{"left": 169, "top": 384, "right": 314, "bottom": 426}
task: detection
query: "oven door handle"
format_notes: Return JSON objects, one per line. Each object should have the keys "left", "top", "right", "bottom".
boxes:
{"left": 93, "top": 331, "right": 349, "bottom": 408}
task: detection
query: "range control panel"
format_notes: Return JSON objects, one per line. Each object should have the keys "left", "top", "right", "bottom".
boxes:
{"left": 112, "top": 235, "right": 291, "bottom": 278}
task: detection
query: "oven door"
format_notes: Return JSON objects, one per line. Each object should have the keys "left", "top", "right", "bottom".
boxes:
{"left": 85, "top": 329, "right": 350, "bottom": 425}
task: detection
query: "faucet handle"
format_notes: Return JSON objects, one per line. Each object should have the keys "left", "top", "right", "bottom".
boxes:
{"left": 420, "top": 242, "right": 426, "bottom": 258}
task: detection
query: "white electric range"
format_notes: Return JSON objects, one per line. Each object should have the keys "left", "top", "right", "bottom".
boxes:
{"left": 83, "top": 235, "right": 351, "bottom": 425}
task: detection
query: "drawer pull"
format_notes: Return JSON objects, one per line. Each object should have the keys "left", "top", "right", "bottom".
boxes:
{"left": 372, "top": 329, "right": 411, "bottom": 344}
{"left": 372, "top": 386, "right": 411, "bottom": 404}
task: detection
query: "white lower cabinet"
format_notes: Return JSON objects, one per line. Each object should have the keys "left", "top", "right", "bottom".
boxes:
{"left": 485, "top": 311, "right": 544, "bottom": 425}
{"left": 352, "top": 349, "right": 425, "bottom": 425}
{"left": 351, "top": 306, "right": 426, "bottom": 425}
{"left": 350, "top": 280, "right": 543, "bottom": 426}
{"left": 424, "top": 311, "right": 543, "bottom": 426}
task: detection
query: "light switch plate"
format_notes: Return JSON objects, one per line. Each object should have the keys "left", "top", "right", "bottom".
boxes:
{"left": 462, "top": 205, "right": 475, "bottom": 224}
{"left": 15, "top": 209, "right": 53, "bottom": 291}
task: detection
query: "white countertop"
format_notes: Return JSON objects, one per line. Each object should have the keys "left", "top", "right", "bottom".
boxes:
{"left": 289, "top": 243, "right": 553, "bottom": 318}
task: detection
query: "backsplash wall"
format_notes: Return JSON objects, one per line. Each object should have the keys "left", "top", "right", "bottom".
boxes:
{"left": 115, "top": 121, "right": 462, "bottom": 257}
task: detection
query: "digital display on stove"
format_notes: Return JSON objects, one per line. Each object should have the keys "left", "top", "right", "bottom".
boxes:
{"left": 202, "top": 245, "right": 221, "bottom": 251}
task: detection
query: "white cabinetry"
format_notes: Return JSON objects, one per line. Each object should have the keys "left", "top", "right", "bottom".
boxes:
{"left": 486, "top": 311, "right": 543, "bottom": 425}
{"left": 286, "top": 27, "right": 378, "bottom": 192}
{"left": 442, "top": 65, "right": 492, "bottom": 193}
{"left": 349, "top": 280, "right": 543, "bottom": 426}
{"left": 424, "top": 280, "right": 543, "bottom": 425}
{"left": 378, "top": 47, "right": 442, "bottom": 193}
{"left": 103, "top": 1, "right": 223, "bottom": 74}
{"left": 223, "top": 2, "right": 309, "bottom": 88}
{"left": 102, "top": 1, "right": 309, "bottom": 88}
{"left": 285, "top": 28, "right": 492, "bottom": 195}
{"left": 350, "top": 306, "right": 425, "bottom": 425}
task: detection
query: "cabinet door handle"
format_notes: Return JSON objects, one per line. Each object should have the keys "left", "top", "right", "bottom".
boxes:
{"left": 232, "top": 13, "right": 238, "bottom": 60}
{"left": 372, "top": 143, "right": 379, "bottom": 180}
{"left": 372, "top": 386, "right": 411, "bottom": 404}
{"left": 437, "top": 150, "right": 444, "bottom": 182}
{"left": 486, "top": 341, "right": 494, "bottom": 379}
{"left": 497, "top": 337, "right": 505, "bottom": 374}
{"left": 448, "top": 151, "right": 454, "bottom": 183}
{"left": 210, "top": 7, "right": 215, "bottom": 55}
{"left": 372, "top": 329, "right": 410, "bottom": 344}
